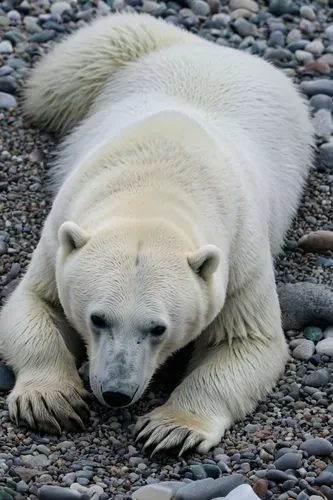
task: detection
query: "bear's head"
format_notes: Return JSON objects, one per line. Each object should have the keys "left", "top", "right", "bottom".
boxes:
{"left": 55, "top": 219, "right": 225, "bottom": 409}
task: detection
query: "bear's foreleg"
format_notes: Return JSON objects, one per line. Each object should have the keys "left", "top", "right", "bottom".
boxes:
{"left": 135, "top": 273, "right": 289, "bottom": 456}
{"left": 0, "top": 246, "right": 90, "bottom": 434}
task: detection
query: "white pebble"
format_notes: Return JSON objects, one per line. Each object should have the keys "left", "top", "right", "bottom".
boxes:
{"left": 316, "top": 337, "right": 333, "bottom": 357}
{"left": 70, "top": 483, "right": 88, "bottom": 494}
{"left": 0, "top": 41, "right": 13, "bottom": 54}
{"left": 295, "top": 50, "right": 314, "bottom": 64}
{"left": 293, "top": 339, "right": 315, "bottom": 361}
{"left": 50, "top": 0, "right": 71, "bottom": 15}
{"left": 7, "top": 9, "right": 21, "bottom": 21}
{"left": 300, "top": 5, "right": 316, "bottom": 21}
{"left": 306, "top": 40, "right": 324, "bottom": 57}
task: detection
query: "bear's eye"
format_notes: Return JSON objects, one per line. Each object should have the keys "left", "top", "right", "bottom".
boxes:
{"left": 90, "top": 313, "right": 107, "bottom": 329}
{"left": 150, "top": 325, "right": 166, "bottom": 336}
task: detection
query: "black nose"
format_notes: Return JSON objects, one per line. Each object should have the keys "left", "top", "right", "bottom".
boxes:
{"left": 102, "top": 390, "right": 132, "bottom": 408}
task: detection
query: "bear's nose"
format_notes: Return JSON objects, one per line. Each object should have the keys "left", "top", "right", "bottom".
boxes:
{"left": 102, "top": 390, "right": 133, "bottom": 407}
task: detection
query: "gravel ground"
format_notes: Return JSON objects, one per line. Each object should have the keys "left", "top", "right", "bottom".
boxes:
{"left": 1, "top": 0, "right": 333, "bottom": 499}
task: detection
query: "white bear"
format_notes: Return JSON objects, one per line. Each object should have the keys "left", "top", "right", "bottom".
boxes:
{"left": 0, "top": 12, "right": 314, "bottom": 455}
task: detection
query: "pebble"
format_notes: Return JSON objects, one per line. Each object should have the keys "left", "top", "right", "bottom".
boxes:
{"left": 316, "top": 337, "right": 333, "bottom": 356}
{"left": 0, "top": 41, "right": 13, "bottom": 53}
{"left": 292, "top": 339, "right": 315, "bottom": 360}
{"left": 175, "top": 475, "right": 246, "bottom": 500}
{"left": 222, "top": 484, "right": 261, "bottom": 499}
{"left": 38, "top": 486, "right": 83, "bottom": 499}
{"left": 278, "top": 283, "right": 333, "bottom": 330}
{"left": 306, "top": 40, "right": 324, "bottom": 57}
{"left": 298, "top": 230, "right": 333, "bottom": 253}
{"left": 274, "top": 453, "right": 302, "bottom": 470}
{"left": 312, "top": 109, "right": 333, "bottom": 138}
{"left": 300, "top": 438, "right": 333, "bottom": 457}
{"left": 233, "top": 17, "right": 257, "bottom": 37}
{"left": 303, "top": 326, "right": 323, "bottom": 342}
{"left": 131, "top": 484, "right": 174, "bottom": 499}
{"left": 301, "top": 80, "right": 333, "bottom": 97}
{"left": 0, "top": 92, "right": 17, "bottom": 109}
{"left": 301, "top": 369, "right": 329, "bottom": 388}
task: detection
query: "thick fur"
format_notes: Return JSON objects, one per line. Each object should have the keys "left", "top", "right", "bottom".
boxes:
{"left": 0, "top": 12, "right": 314, "bottom": 455}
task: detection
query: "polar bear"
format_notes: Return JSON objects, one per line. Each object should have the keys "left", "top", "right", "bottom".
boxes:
{"left": 0, "top": 12, "right": 314, "bottom": 455}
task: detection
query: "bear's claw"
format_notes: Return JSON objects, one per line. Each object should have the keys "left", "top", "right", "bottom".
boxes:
{"left": 7, "top": 381, "right": 92, "bottom": 434}
{"left": 134, "top": 405, "right": 224, "bottom": 457}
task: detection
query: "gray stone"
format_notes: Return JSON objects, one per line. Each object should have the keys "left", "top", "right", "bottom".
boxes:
{"left": 50, "top": 1, "right": 71, "bottom": 15}
{"left": 277, "top": 283, "right": 333, "bottom": 331}
{"left": 20, "top": 454, "right": 51, "bottom": 468}
{"left": 301, "top": 369, "right": 329, "bottom": 388}
{"left": 306, "top": 40, "right": 324, "bottom": 57}
{"left": 315, "top": 471, "right": 333, "bottom": 486}
{"left": 300, "top": 438, "right": 333, "bottom": 457}
{"left": 0, "top": 41, "right": 13, "bottom": 53}
{"left": 38, "top": 486, "right": 83, "bottom": 499}
{"left": 274, "top": 453, "right": 302, "bottom": 471}
{"left": 301, "top": 80, "right": 333, "bottom": 97}
{"left": 131, "top": 485, "right": 174, "bottom": 500}
{"left": 312, "top": 109, "right": 333, "bottom": 138}
{"left": 175, "top": 475, "right": 246, "bottom": 500}
{"left": 0, "top": 92, "right": 17, "bottom": 109}
{"left": 300, "top": 5, "right": 316, "bottom": 21}
{"left": 233, "top": 17, "right": 257, "bottom": 37}
{"left": 316, "top": 337, "right": 333, "bottom": 357}
{"left": 292, "top": 340, "right": 315, "bottom": 360}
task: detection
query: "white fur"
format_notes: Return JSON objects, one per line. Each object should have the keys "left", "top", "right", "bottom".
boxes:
{"left": 0, "top": 12, "right": 314, "bottom": 453}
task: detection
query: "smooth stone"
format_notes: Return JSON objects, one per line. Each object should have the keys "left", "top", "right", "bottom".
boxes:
{"left": 223, "top": 484, "right": 261, "bottom": 499}
{"left": 20, "top": 454, "right": 51, "bottom": 467}
{"left": 38, "top": 486, "right": 82, "bottom": 499}
{"left": 301, "top": 369, "right": 329, "bottom": 388}
{"left": 0, "top": 493, "right": 14, "bottom": 500}
{"left": 300, "top": 438, "right": 333, "bottom": 456}
{"left": 50, "top": 1, "right": 71, "bottom": 15}
{"left": 324, "top": 326, "right": 333, "bottom": 338}
{"left": 304, "top": 326, "right": 324, "bottom": 342}
{"left": 295, "top": 50, "right": 314, "bottom": 64}
{"left": 0, "top": 361, "right": 15, "bottom": 391}
{"left": 301, "top": 79, "right": 333, "bottom": 97}
{"left": 0, "top": 41, "right": 13, "bottom": 53}
{"left": 268, "top": 0, "right": 299, "bottom": 15}
{"left": 312, "top": 109, "right": 333, "bottom": 138}
{"left": 325, "top": 25, "right": 333, "bottom": 41}
{"left": 131, "top": 484, "right": 174, "bottom": 500}
{"left": 175, "top": 475, "right": 246, "bottom": 500}
{"left": 0, "top": 92, "right": 17, "bottom": 109}
{"left": 286, "top": 29, "right": 301, "bottom": 44}
{"left": 315, "top": 471, "right": 333, "bottom": 486}
{"left": 189, "top": 465, "right": 207, "bottom": 480}
{"left": 229, "top": 0, "right": 259, "bottom": 12}
{"left": 306, "top": 40, "right": 324, "bottom": 57}
{"left": 191, "top": 0, "right": 211, "bottom": 16}
{"left": 274, "top": 452, "right": 302, "bottom": 470}
{"left": 202, "top": 464, "right": 221, "bottom": 479}
{"left": 300, "top": 5, "right": 316, "bottom": 21}
{"left": 277, "top": 283, "right": 333, "bottom": 331}
{"left": 316, "top": 337, "right": 333, "bottom": 357}
{"left": 293, "top": 340, "right": 315, "bottom": 360}
{"left": 267, "top": 470, "right": 291, "bottom": 482}
{"left": 233, "top": 17, "right": 257, "bottom": 37}
{"left": 319, "top": 141, "right": 333, "bottom": 169}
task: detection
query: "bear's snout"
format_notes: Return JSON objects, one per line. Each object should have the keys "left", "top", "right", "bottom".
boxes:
{"left": 101, "top": 383, "right": 139, "bottom": 408}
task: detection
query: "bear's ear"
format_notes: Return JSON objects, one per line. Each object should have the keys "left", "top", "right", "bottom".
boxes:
{"left": 187, "top": 244, "right": 220, "bottom": 281}
{"left": 58, "top": 221, "right": 90, "bottom": 254}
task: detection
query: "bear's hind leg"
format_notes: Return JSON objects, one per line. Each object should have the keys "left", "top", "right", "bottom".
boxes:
{"left": 135, "top": 264, "right": 289, "bottom": 456}
{"left": 0, "top": 247, "right": 90, "bottom": 434}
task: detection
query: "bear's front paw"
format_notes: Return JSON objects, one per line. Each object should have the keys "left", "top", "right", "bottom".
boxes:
{"left": 135, "top": 405, "right": 229, "bottom": 457}
{"left": 7, "top": 378, "right": 92, "bottom": 434}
